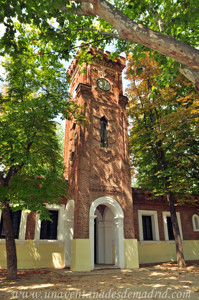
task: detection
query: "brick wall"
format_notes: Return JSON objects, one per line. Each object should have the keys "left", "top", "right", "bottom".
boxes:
{"left": 133, "top": 188, "right": 199, "bottom": 241}
{"left": 64, "top": 49, "right": 135, "bottom": 239}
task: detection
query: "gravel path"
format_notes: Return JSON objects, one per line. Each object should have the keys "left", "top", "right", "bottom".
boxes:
{"left": 1, "top": 263, "right": 199, "bottom": 299}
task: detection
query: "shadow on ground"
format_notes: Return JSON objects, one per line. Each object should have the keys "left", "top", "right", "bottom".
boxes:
{"left": 1, "top": 262, "right": 199, "bottom": 299}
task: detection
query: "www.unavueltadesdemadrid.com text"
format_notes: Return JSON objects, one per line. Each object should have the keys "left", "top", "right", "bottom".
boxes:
{"left": 11, "top": 288, "right": 191, "bottom": 299}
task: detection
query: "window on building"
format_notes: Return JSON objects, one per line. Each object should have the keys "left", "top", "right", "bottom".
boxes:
{"left": 162, "top": 211, "right": 183, "bottom": 241}
{"left": 138, "top": 210, "right": 160, "bottom": 241}
{"left": 34, "top": 204, "right": 65, "bottom": 242}
{"left": 142, "top": 216, "right": 153, "bottom": 240}
{"left": 0, "top": 210, "right": 22, "bottom": 239}
{"left": 40, "top": 210, "right": 58, "bottom": 240}
{"left": 100, "top": 117, "right": 108, "bottom": 148}
{"left": 166, "top": 217, "right": 174, "bottom": 240}
{"left": 192, "top": 214, "right": 199, "bottom": 232}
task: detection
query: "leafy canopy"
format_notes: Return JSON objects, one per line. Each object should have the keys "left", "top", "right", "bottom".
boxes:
{"left": 0, "top": 24, "right": 85, "bottom": 218}
{"left": 0, "top": 1, "right": 198, "bottom": 75}
{"left": 126, "top": 52, "right": 199, "bottom": 197}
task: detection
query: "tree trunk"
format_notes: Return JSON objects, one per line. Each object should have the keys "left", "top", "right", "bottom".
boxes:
{"left": 167, "top": 191, "right": 186, "bottom": 268}
{"left": 2, "top": 200, "right": 17, "bottom": 280}
{"left": 151, "top": 140, "right": 186, "bottom": 268}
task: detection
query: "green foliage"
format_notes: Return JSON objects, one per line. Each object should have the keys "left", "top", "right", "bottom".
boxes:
{"left": 56, "top": 124, "right": 65, "bottom": 156}
{"left": 0, "top": 0, "right": 198, "bottom": 88}
{"left": 0, "top": 0, "right": 102, "bottom": 59}
{"left": 122, "top": 0, "right": 199, "bottom": 45}
{"left": 0, "top": 25, "right": 84, "bottom": 218}
{"left": 126, "top": 53, "right": 199, "bottom": 197}
{"left": 0, "top": 1, "right": 198, "bottom": 209}
{"left": 114, "top": 0, "right": 198, "bottom": 85}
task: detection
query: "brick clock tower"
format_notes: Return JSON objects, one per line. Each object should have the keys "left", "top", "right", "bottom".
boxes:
{"left": 64, "top": 48, "right": 139, "bottom": 271}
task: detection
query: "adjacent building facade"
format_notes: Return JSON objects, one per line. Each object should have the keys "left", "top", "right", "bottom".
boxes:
{"left": 0, "top": 49, "right": 199, "bottom": 270}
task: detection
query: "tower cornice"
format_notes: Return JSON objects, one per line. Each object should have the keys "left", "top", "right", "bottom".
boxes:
{"left": 67, "top": 47, "right": 126, "bottom": 78}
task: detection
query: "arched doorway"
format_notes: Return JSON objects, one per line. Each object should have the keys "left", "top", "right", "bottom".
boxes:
{"left": 90, "top": 197, "right": 124, "bottom": 270}
{"left": 95, "top": 206, "right": 115, "bottom": 265}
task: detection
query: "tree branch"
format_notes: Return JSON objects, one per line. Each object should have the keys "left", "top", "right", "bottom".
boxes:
{"left": 61, "top": 0, "right": 199, "bottom": 86}
{"left": 179, "top": 66, "right": 199, "bottom": 92}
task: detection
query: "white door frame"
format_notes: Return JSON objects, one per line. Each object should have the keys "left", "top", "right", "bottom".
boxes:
{"left": 95, "top": 209, "right": 105, "bottom": 264}
{"left": 89, "top": 197, "right": 124, "bottom": 269}
{"left": 65, "top": 200, "right": 74, "bottom": 267}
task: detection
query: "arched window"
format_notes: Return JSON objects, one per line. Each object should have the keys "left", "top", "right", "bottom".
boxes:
{"left": 192, "top": 214, "right": 199, "bottom": 231}
{"left": 100, "top": 117, "right": 108, "bottom": 148}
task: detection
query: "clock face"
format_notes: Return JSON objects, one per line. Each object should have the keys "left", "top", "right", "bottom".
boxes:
{"left": 97, "top": 78, "right": 111, "bottom": 91}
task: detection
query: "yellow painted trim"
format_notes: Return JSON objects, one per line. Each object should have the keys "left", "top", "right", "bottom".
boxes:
{"left": 0, "top": 242, "right": 6, "bottom": 269}
{"left": 124, "top": 239, "right": 139, "bottom": 268}
{"left": 1, "top": 240, "right": 199, "bottom": 270}
{"left": 71, "top": 239, "right": 91, "bottom": 271}
{"left": 0, "top": 240, "right": 65, "bottom": 269}
{"left": 183, "top": 240, "right": 199, "bottom": 261}
{"left": 138, "top": 240, "right": 199, "bottom": 264}
{"left": 138, "top": 241, "right": 176, "bottom": 264}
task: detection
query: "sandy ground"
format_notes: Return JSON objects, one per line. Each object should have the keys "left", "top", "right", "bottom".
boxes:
{"left": 1, "top": 263, "right": 199, "bottom": 300}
